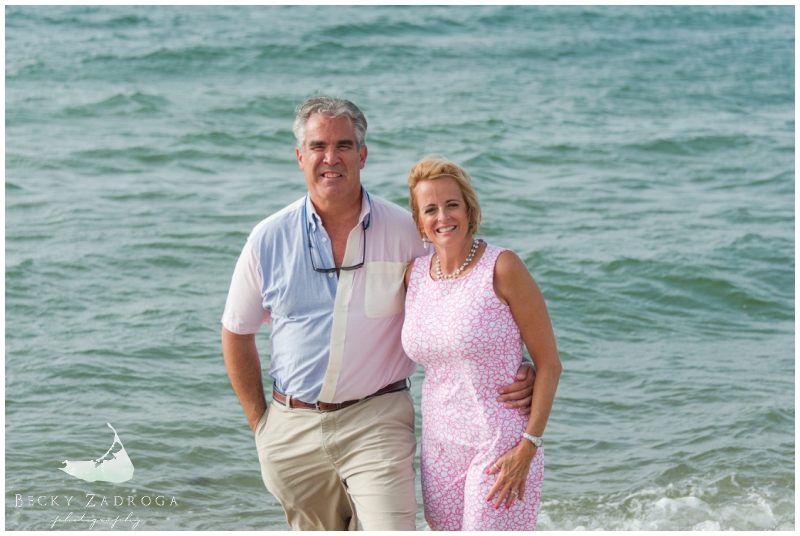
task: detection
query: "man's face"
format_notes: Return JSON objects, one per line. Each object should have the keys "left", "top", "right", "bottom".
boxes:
{"left": 296, "top": 114, "right": 368, "bottom": 206}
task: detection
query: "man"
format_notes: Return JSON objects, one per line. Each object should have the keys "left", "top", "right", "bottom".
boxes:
{"left": 221, "top": 96, "right": 535, "bottom": 531}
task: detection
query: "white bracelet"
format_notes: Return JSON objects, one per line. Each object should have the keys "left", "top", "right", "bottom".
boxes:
{"left": 523, "top": 432, "right": 543, "bottom": 448}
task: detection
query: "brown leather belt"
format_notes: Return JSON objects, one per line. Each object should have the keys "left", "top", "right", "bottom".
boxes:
{"left": 272, "top": 379, "right": 408, "bottom": 412}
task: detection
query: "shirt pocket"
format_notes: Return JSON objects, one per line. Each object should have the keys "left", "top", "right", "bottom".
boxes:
{"left": 364, "top": 261, "right": 408, "bottom": 318}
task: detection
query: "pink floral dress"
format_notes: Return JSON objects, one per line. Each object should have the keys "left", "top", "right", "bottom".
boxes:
{"left": 402, "top": 243, "right": 544, "bottom": 531}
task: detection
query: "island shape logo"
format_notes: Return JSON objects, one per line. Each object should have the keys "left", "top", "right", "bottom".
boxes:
{"left": 59, "top": 424, "right": 134, "bottom": 483}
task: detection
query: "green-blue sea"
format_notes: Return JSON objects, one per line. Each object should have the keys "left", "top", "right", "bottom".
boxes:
{"left": 5, "top": 5, "right": 794, "bottom": 531}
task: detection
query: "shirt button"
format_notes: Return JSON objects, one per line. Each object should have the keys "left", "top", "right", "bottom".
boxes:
{"left": 328, "top": 272, "right": 334, "bottom": 278}
{"left": 322, "top": 237, "right": 327, "bottom": 242}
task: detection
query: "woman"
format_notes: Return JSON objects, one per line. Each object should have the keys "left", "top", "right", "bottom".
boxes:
{"left": 401, "top": 157, "right": 562, "bottom": 531}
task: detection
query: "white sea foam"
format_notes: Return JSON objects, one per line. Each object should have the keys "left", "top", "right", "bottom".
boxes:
{"left": 536, "top": 477, "right": 794, "bottom": 531}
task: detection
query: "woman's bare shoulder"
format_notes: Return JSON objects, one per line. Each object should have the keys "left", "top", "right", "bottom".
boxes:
{"left": 494, "top": 249, "right": 539, "bottom": 304}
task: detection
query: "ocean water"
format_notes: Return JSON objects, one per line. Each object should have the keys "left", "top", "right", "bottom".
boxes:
{"left": 5, "top": 5, "right": 794, "bottom": 531}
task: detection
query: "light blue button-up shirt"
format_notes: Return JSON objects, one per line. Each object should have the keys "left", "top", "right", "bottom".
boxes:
{"left": 222, "top": 190, "right": 425, "bottom": 403}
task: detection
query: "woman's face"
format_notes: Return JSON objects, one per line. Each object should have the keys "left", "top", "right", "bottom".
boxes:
{"left": 414, "top": 177, "right": 470, "bottom": 250}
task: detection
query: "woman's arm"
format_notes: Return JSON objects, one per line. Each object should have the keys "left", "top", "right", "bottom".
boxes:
{"left": 485, "top": 250, "right": 562, "bottom": 508}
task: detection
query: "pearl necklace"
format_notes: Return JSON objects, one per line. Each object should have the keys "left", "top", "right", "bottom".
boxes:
{"left": 435, "top": 238, "right": 480, "bottom": 281}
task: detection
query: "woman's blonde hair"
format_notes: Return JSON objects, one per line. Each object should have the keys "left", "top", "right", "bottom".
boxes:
{"left": 408, "top": 156, "right": 482, "bottom": 238}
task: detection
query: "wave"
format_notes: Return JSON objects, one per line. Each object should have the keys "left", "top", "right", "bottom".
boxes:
{"left": 623, "top": 135, "right": 758, "bottom": 157}
{"left": 62, "top": 91, "right": 170, "bottom": 117}
{"left": 537, "top": 475, "right": 794, "bottom": 530}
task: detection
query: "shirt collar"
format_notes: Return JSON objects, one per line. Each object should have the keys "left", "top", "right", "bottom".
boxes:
{"left": 305, "top": 188, "right": 371, "bottom": 231}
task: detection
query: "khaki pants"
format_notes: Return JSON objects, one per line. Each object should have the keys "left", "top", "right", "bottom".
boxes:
{"left": 255, "top": 390, "right": 418, "bottom": 531}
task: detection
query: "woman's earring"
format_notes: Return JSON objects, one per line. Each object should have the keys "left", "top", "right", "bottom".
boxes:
{"left": 422, "top": 235, "right": 429, "bottom": 249}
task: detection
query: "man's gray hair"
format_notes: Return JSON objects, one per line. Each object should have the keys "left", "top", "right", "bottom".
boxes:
{"left": 293, "top": 96, "right": 368, "bottom": 150}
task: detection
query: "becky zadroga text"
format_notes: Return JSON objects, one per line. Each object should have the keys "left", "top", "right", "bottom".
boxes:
{"left": 14, "top": 493, "right": 178, "bottom": 508}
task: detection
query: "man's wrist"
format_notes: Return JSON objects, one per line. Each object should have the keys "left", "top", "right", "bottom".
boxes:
{"left": 248, "top": 401, "right": 268, "bottom": 431}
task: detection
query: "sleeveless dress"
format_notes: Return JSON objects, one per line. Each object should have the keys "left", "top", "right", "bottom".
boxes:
{"left": 401, "top": 243, "right": 544, "bottom": 531}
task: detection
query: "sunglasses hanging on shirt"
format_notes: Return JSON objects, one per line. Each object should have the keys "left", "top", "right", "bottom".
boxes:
{"left": 303, "top": 191, "right": 371, "bottom": 273}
